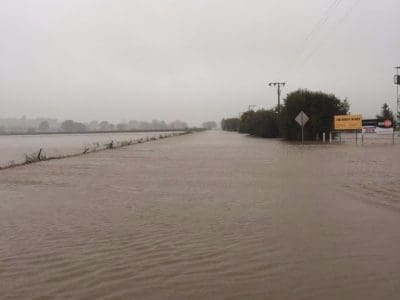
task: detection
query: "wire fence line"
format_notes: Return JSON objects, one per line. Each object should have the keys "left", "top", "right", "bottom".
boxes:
{"left": 331, "top": 131, "right": 400, "bottom": 145}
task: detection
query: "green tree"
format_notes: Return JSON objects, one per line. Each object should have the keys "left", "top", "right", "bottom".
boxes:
{"left": 239, "top": 109, "right": 279, "bottom": 138}
{"left": 280, "top": 89, "right": 349, "bottom": 140}
{"left": 238, "top": 110, "right": 256, "bottom": 134}
{"left": 376, "top": 103, "right": 394, "bottom": 120}
{"left": 61, "top": 120, "right": 87, "bottom": 132}
{"left": 221, "top": 118, "right": 240, "bottom": 131}
{"left": 202, "top": 121, "right": 217, "bottom": 130}
{"left": 38, "top": 120, "right": 50, "bottom": 131}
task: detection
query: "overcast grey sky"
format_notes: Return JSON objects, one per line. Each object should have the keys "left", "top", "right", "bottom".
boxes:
{"left": 0, "top": 0, "right": 399, "bottom": 125}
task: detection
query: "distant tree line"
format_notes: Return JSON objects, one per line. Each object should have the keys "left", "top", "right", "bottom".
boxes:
{"left": 59, "top": 119, "right": 189, "bottom": 133}
{"left": 222, "top": 89, "right": 351, "bottom": 141}
{"left": 60, "top": 120, "right": 88, "bottom": 132}
{"left": 0, "top": 117, "right": 58, "bottom": 134}
{"left": 202, "top": 121, "right": 217, "bottom": 130}
{"left": 0, "top": 117, "right": 188, "bottom": 134}
{"left": 221, "top": 118, "right": 240, "bottom": 131}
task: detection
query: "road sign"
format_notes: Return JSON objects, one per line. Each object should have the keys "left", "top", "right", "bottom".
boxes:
{"left": 362, "top": 119, "right": 394, "bottom": 134}
{"left": 295, "top": 111, "right": 309, "bottom": 126}
{"left": 295, "top": 111, "right": 309, "bottom": 144}
{"left": 334, "top": 114, "right": 362, "bottom": 130}
{"left": 383, "top": 119, "right": 392, "bottom": 128}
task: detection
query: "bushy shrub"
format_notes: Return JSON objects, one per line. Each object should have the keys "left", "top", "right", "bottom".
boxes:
{"left": 239, "top": 110, "right": 279, "bottom": 138}
{"left": 221, "top": 118, "right": 240, "bottom": 131}
{"left": 280, "top": 89, "right": 349, "bottom": 140}
{"left": 221, "top": 89, "right": 349, "bottom": 141}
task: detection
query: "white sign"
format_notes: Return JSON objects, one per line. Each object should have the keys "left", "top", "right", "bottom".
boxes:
{"left": 362, "top": 119, "right": 394, "bottom": 134}
{"left": 362, "top": 126, "right": 394, "bottom": 134}
{"left": 295, "top": 111, "right": 309, "bottom": 126}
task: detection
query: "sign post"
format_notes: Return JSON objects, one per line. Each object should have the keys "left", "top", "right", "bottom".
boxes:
{"left": 395, "top": 67, "right": 400, "bottom": 123}
{"left": 295, "top": 111, "right": 309, "bottom": 144}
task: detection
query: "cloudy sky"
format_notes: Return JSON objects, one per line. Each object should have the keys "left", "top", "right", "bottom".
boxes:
{"left": 0, "top": 0, "right": 399, "bottom": 125}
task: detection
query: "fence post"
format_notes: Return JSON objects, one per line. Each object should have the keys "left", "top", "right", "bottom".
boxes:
{"left": 361, "top": 133, "right": 364, "bottom": 145}
{"left": 37, "top": 148, "right": 43, "bottom": 160}
{"left": 329, "top": 132, "right": 332, "bottom": 143}
{"left": 322, "top": 132, "right": 326, "bottom": 143}
{"left": 355, "top": 131, "right": 358, "bottom": 145}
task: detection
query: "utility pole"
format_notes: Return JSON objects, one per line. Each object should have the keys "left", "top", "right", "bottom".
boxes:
{"left": 396, "top": 67, "right": 400, "bottom": 124}
{"left": 248, "top": 104, "right": 257, "bottom": 111}
{"left": 268, "top": 82, "right": 285, "bottom": 113}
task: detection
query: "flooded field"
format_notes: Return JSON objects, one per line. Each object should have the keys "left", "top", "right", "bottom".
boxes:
{"left": 1, "top": 131, "right": 400, "bottom": 299}
{"left": 0, "top": 131, "right": 180, "bottom": 167}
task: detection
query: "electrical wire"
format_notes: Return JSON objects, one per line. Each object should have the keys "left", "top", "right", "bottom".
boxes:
{"left": 303, "top": 0, "right": 343, "bottom": 44}
{"left": 298, "top": 0, "right": 361, "bottom": 68}
{"left": 288, "top": 0, "right": 344, "bottom": 77}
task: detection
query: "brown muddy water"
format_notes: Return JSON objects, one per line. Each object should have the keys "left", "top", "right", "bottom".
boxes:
{"left": 0, "top": 131, "right": 181, "bottom": 167}
{"left": 1, "top": 131, "right": 400, "bottom": 299}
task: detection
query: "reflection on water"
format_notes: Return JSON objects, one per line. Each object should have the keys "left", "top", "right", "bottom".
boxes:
{"left": 1, "top": 131, "right": 400, "bottom": 299}
{"left": 0, "top": 131, "right": 179, "bottom": 166}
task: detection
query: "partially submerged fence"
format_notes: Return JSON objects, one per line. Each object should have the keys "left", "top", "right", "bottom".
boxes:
{"left": 331, "top": 130, "right": 400, "bottom": 145}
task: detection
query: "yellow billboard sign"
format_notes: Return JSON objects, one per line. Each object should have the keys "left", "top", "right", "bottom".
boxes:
{"left": 334, "top": 115, "right": 362, "bottom": 130}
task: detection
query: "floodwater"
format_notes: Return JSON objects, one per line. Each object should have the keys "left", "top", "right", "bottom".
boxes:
{"left": 1, "top": 131, "right": 400, "bottom": 299}
{"left": 0, "top": 131, "right": 179, "bottom": 167}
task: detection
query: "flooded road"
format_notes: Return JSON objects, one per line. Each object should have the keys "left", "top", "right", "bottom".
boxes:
{"left": 1, "top": 131, "right": 400, "bottom": 299}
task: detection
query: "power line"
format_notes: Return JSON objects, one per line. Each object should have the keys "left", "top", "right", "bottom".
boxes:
{"left": 292, "top": 0, "right": 343, "bottom": 67}
{"left": 293, "top": 0, "right": 360, "bottom": 71}
{"left": 303, "top": 0, "right": 343, "bottom": 45}
{"left": 335, "top": 0, "right": 362, "bottom": 27}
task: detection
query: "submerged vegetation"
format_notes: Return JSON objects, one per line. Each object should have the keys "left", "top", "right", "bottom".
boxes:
{"left": 0, "top": 132, "right": 190, "bottom": 171}
{"left": 24, "top": 149, "right": 46, "bottom": 164}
